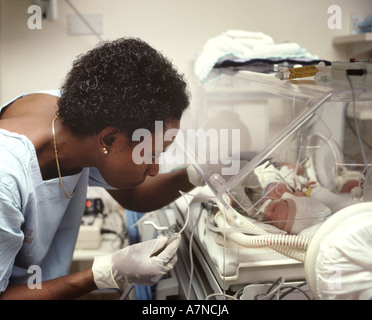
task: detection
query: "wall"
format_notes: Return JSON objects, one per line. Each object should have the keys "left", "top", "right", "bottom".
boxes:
{"left": 0, "top": 0, "right": 371, "bottom": 105}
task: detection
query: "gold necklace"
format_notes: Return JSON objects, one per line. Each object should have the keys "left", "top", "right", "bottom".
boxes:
{"left": 52, "top": 114, "right": 76, "bottom": 199}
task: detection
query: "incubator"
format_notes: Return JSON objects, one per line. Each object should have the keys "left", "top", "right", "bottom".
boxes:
{"left": 159, "top": 69, "right": 372, "bottom": 300}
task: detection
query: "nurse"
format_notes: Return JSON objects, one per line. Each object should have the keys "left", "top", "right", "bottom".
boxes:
{"left": 0, "top": 37, "right": 195, "bottom": 299}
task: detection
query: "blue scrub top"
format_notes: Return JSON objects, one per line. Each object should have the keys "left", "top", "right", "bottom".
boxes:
{"left": 0, "top": 91, "right": 113, "bottom": 292}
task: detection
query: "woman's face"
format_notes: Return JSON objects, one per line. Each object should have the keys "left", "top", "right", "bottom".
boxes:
{"left": 98, "top": 119, "right": 180, "bottom": 189}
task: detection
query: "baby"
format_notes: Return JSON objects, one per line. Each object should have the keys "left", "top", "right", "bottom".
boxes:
{"left": 260, "top": 182, "right": 328, "bottom": 234}
{"left": 228, "top": 160, "right": 361, "bottom": 235}
{"left": 253, "top": 161, "right": 330, "bottom": 234}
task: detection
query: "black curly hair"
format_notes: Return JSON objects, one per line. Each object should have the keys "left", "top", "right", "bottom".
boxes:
{"left": 57, "top": 37, "right": 190, "bottom": 138}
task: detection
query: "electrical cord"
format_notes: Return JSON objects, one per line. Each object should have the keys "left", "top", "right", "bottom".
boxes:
{"left": 101, "top": 228, "right": 125, "bottom": 247}
{"left": 177, "top": 191, "right": 191, "bottom": 235}
{"left": 279, "top": 282, "right": 311, "bottom": 300}
{"left": 261, "top": 277, "right": 286, "bottom": 300}
{"left": 344, "top": 103, "right": 372, "bottom": 151}
{"left": 345, "top": 71, "right": 372, "bottom": 187}
{"left": 100, "top": 210, "right": 126, "bottom": 248}
{"left": 240, "top": 277, "right": 312, "bottom": 300}
{"left": 186, "top": 206, "right": 204, "bottom": 300}
{"left": 205, "top": 293, "right": 238, "bottom": 300}
{"left": 263, "top": 278, "right": 312, "bottom": 300}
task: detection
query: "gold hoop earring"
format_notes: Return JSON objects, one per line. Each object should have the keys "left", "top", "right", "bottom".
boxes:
{"left": 103, "top": 147, "right": 108, "bottom": 155}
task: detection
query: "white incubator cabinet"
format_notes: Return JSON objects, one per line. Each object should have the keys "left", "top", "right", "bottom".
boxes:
{"left": 158, "top": 69, "right": 372, "bottom": 300}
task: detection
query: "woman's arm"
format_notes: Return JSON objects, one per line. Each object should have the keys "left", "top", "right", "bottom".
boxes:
{"left": 108, "top": 168, "right": 195, "bottom": 213}
{"left": 0, "top": 268, "right": 97, "bottom": 300}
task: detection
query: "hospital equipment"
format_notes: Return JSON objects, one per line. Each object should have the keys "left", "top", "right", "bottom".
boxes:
{"left": 275, "top": 65, "right": 320, "bottom": 80}
{"left": 75, "top": 198, "right": 104, "bottom": 249}
{"left": 147, "top": 65, "right": 372, "bottom": 300}
{"left": 332, "top": 61, "right": 372, "bottom": 86}
{"left": 75, "top": 187, "right": 126, "bottom": 250}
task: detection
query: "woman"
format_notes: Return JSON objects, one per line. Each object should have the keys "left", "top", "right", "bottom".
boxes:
{"left": 0, "top": 38, "right": 195, "bottom": 299}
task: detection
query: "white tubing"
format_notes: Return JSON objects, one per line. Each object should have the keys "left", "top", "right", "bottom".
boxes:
{"left": 218, "top": 197, "right": 268, "bottom": 235}
{"left": 215, "top": 212, "right": 310, "bottom": 262}
{"left": 270, "top": 246, "right": 307, "bottom": 262}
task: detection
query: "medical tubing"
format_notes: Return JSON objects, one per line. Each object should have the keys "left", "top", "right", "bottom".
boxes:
{"left": 217, "top": 197, "right": 310, "bottom": 261}
{"left": 218, "top": 197, "right": 268, "bottom": 235}
{"left": 177, "top": 190, "right": 190, "bottom": 235}
{"left": 215, "top": 212, "right": 309, "bottom": 249}
{"left": 270, "top": 245, "right": 307, "bottom": 262}
{"left": 214, "top": 212, "right": 310, "bottom": 262}
{"left": 186, "top": 206, "right": 204, "bottom": 300}
{"left": 261, "top": 277, "right": 286, "bottom": 300}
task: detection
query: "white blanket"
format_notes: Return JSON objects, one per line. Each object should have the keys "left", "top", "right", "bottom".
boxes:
{"left": 194, "top": 30, "right": 319, "bottom": 82}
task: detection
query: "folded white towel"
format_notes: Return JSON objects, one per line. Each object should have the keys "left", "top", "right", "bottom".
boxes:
{"left": 194, "top": 30, "right": 319, "bottom": 82}
{"left": 223, "top": 30, "right": 275, "bottom": 49}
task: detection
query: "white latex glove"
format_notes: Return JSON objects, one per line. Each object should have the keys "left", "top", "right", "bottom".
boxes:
{"left": 186, "top": 165, "right": 206, "bottom": 187}
{"left": 92, "top": 234, "right": 180, "bottom": 291}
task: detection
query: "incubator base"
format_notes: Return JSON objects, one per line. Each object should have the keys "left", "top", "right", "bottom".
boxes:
{"left": 174, "top": 187, "right": 306, "bottom": 291}
{"left": 199, "top": 229, "right": 305, "bottom": 290}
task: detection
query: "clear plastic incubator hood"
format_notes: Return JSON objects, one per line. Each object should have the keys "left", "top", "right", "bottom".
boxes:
{"left": 178, "top": 69, "right": 372, "bottom": 299}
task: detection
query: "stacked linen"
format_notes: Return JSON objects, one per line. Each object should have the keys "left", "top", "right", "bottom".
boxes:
{"left": 194, "top": 30, "right": 321, "bottom": 82}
